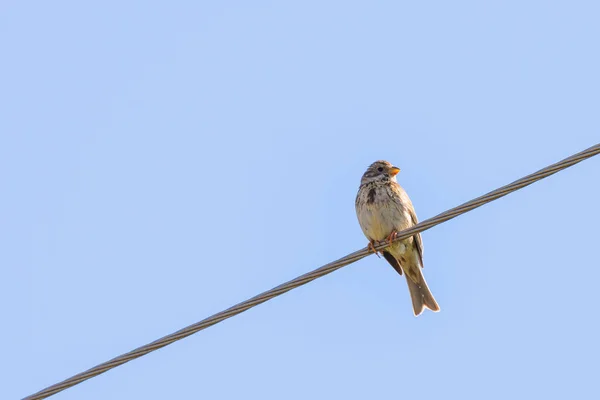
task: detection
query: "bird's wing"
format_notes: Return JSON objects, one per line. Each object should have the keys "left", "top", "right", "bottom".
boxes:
{"left": 391, "top": 182, "right": 424, "bottom": 268}
{"left": 408, "top": 206, "right": 424, "bottom": 268}
{"left": 382, "top": 250, "right": 403, "bottom": 275}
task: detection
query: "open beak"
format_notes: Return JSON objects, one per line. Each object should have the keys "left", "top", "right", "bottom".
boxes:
{"left": 389, "top": 166, "right": 400, "bottom": 176}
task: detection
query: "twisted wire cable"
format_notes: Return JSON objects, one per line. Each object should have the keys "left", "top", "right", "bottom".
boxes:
{"left": 23, "top": 143, "right": 600, "bottom": 400}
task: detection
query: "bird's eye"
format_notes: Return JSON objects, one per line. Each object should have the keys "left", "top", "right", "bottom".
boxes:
{"left": 377, "top": 167, "right": 383, "bottom": 172}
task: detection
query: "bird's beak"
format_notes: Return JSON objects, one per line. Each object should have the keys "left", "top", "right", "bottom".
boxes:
{"left": 389, "top": 167, "right": 400, "bottom": 176}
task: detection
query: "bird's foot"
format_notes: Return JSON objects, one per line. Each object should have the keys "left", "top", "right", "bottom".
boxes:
{"left": 368, "top": 240, "right": 381, "bottom": 258}
{"left": 386, "top": 230, "right": 398, "bottom": 246}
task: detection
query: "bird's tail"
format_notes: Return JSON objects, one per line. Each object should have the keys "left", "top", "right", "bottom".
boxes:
{"left": 405, "top": 267, "right": 440, "bottom": 316}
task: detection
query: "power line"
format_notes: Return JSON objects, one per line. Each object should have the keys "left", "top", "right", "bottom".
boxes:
{"left": 23, "top": 143, "right": 600, "bottom": 400}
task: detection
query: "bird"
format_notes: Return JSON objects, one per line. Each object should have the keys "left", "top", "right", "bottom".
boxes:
{"left": 355, "top": 160, "right": 440, "bottom": 316}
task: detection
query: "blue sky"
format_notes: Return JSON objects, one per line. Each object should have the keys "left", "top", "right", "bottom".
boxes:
{"left": 3, "top": 1, "right": 600, "bottom": 399}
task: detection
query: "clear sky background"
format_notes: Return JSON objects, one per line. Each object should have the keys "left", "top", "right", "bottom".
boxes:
{"left": 3, "top": 1, "right": 600, "bottom": 399}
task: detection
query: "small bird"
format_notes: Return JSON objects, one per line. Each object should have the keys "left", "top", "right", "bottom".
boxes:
{"left": 355, "top": 160, "right": 440, "bottom": 316}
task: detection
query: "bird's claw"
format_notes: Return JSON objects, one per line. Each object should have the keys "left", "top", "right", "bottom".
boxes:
{"left": 368, "top": 240, "right": 382, "bottom": 258}
{"left": 386, "top": 230, "right": 398, "bottom": 246}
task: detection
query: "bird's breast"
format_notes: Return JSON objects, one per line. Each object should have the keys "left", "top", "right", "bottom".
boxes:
{"left": 356, "top": 185, "right": 411, "bottom": 241}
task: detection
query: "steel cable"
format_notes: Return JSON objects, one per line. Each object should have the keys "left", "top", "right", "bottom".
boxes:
{"left": 23, "top": 143, "right": 600, "bottom": 400}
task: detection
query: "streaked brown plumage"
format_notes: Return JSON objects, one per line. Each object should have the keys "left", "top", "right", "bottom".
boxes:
{"left": 355, "top": 160, "right": 440, "bottom": 316}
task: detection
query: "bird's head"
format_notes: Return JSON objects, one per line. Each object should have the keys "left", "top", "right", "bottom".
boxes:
{"left": 360, "top": 160, "right": 401, "bottom": 185}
